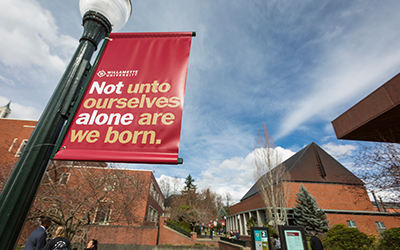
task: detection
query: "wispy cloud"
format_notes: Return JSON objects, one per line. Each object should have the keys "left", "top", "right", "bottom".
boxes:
{"left": 0, "top": 74, "right": 15, "bottom": 86}
{"left": 275, "top": 1, "right": 400, "bottom": 139}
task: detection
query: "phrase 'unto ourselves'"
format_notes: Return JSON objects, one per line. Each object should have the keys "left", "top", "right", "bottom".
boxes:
{"left": 70, "top": 80, "right": 180, "bottom": 145}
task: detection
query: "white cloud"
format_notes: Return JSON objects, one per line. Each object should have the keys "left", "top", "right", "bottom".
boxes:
{"left": 0, "top": 0, "right": 77, "bottom": 73}
{"left": 154, "top": 145, "right": 295, "bottom": 203}
{"left": 194, "top": 146, "right": 295, "bottom": 203}
{"left": 322, "top": 142, "right": 357, "bottom": 158}
{"left": 0, "top": 96, "right": 41, "bottom": 120}
{"left": 156, "top": 174, "right": 186, "bottom": 194}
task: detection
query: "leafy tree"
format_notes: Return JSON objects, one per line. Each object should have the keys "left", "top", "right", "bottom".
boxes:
{"left": 293, "top": 185, "right": 329, "bottom": 235}
{"left": 378, "top": 227, "right": 400, "bottom": 250}
{"left": 323, "top": 224, "right": 375, "bottom": 250}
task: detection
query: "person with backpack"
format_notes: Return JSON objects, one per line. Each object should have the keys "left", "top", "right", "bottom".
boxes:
{"left": 42, "top": 226, "right": 70, "bottom": 250}
{"left": 272, "top": 233, "right": 281, "bottom": 250}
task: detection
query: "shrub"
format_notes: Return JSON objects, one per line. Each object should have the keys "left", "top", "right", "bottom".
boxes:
{"left": 247, "top": 216, "right": 258, "bottom": 234}
{"left": 323, "top": 224, "right": 374, "bottom": 250}
{"left": 378, "top": 227, "right": 400, "bottom": 250}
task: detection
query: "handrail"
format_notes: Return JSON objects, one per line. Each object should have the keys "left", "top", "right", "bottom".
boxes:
{"left": 220, "top": 237, "right": 247, "bottom": 247}
{"left": 165, "top": 221, "right": 191, "bottom": 238}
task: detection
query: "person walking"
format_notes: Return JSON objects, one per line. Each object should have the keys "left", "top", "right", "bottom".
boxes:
{"left": 310, "top": 231, "right": 324, "bottom": 250}
{"left": 272, "top": 233, "right": 281, "bottom": 250}
{"left": 24, "top": 217, "right": 52, "bottom": 250}
{"left": 42, "top": 226, "right": 70, "bottom": 250}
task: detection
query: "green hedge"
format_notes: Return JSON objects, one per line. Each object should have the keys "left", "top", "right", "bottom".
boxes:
{"left": 378, "top": 227, "right": 400, "bottom": 250}
{"left": 323, "top": 224, "right": 374, "bottom": 250}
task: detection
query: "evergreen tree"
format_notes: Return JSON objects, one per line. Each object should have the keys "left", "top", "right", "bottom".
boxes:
{"left": 184, "top": 174, "right": 196, "bottom": 191}
{"left": 293, "top": 185, "right": 329, "bottom": 235}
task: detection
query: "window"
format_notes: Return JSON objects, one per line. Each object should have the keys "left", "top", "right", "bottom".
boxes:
{"left": 376, "top": 222, "right": 386, "bottom": 234}
{"left": 347, "top": 220, "right": 357, "bottom": 228}
{"left": 8, "top": 138, "right": 18, "bottom": 152}
{"left": 15, "top": 139, "right": 28, "bottom": 157}
{"left": 59, "top": 173, "right": 71, "bottom": 185}
{"left": 150, "top": 182, "right": 159, "bottom": 200}
{"left": 148, "top": 206, "right": 158, "bottom": 222}
{"left": 95, "top": 203, "right": 112, "bottom": 224}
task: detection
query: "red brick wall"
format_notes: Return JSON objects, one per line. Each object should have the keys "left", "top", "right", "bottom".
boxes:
{"left": 0, "top": 119, "right": 36, "bottom": 185}
{"left": 219, "top": 241, "right": 247, "bottom": 250}
{"left": 230, "top": 181, "right": 400, "bottom": 236}
{"left": 158, "top": 217, "right": 194, "bottom": 245}
{"left": 87, "top": 225, "right": 158, "bottom": 245}
{"left": 230, "top": 193, "right": 265, "bottom": 215}
{"left": 326, "top": 213, "right": 400, "bottom": 235}
{"left": 287, "top": 182, "right": 375, "bottom": 211}
{"left": 231, "top": 182, "right": 375, "bottom": 215}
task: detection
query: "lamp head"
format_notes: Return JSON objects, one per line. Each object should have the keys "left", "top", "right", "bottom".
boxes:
{"left": 79, "top": 0, "right": 132, "bottom": 31}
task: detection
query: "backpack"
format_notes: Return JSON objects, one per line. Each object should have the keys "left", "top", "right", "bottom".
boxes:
{"left": 275, "top": 238, "right": 281, "bottom": 249}
{"left": 52, "top": 240, "right": 69, "bottom": 250}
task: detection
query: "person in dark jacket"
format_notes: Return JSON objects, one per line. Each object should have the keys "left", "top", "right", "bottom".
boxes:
{"left": 84, "top": 239, "right": 98, "bottom": 250}
{"left": 42, "top": 226, "right": 70, "bottom": 250}
{"left": 235, "top": 229, "right": 240, "bottom": 240}
{"left": 24, "top": 217, "right": 52, "bottom": 250}
{"left": 310, "top": 231, "right": 324, "bottom": 250}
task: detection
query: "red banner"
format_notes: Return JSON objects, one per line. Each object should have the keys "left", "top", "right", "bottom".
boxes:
{"left": 54, "top": 32, "right": 193, "bottom": 164}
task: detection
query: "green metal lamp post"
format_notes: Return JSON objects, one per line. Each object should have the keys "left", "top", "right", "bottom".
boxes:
{"left": 0, "top": 1, "right": 132, "bottom": 249}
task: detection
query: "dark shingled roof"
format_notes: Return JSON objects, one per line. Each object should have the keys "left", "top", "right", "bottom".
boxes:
{"left": 240, "top": 142, "right": 363, "bottom": 201}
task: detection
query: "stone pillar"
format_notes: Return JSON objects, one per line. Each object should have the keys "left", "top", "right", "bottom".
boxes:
{"left": 191, "top": 232, "right": 197, "bottom": 244}
{"left": 238, "top": 214, "right": 243, "bottom": 236}
{"left": 256, "top": 210, "right": 262, "bottom": 226}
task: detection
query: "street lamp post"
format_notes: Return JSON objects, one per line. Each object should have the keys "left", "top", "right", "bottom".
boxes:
{"left": 0, "top": 1, "right": 132, "bottom": 249}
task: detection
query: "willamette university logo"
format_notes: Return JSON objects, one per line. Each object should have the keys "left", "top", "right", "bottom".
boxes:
{"left": 97, "top": 69, "right": 139, "bottom": 78}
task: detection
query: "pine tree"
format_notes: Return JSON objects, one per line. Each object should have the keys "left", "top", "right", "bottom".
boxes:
{"left": 293, "top": 185, "right": 329, "bottom": 235}
{"left": 184, "top": 174, "right": 196, "bottom": 191}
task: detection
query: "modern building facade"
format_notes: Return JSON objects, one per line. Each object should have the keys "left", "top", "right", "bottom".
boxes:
{"left": 227, "top": 142, "right": 400, "bottom": 236}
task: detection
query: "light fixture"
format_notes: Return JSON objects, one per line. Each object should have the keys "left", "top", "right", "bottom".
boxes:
{"left": 80, "top": 0, "right": 132, "bottom": 31}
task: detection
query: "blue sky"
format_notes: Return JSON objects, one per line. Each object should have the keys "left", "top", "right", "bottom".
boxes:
{"left": 1, "top": 0, "right": 400, "bottom": 203}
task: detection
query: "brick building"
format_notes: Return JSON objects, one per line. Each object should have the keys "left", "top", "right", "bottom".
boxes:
{"left": 0, "top": 107, "right": 166, "bottom": 246}
{"left": 227, "top": 142, "right": 400, "bottom": 236}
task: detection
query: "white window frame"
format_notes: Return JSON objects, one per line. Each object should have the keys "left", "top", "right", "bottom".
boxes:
{"left": 8, "top": 138, "right": 18, "bottom": 152}
{"left": 347, "top": 220, "right": 357, "bottom": 228}
{"left": 15, "top": 139, "right": 28, "bottom": 157}
{"left": 376, "top": 221, "right": 386, "bottom": 234}
{"left": 94, "top": 202, "right": 112, "bottom": 225}
{"left": 148, "top": 205, "right": 158, "bottom": 222}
